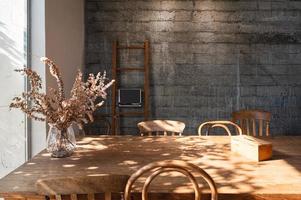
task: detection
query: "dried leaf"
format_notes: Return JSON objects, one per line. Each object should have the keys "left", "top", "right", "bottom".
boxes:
{"left": 10, "top": 57, "right": 114, "bottom": 131}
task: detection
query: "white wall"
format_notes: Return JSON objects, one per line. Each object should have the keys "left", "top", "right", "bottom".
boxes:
{"left": 30, "top": 0, "right": 47, "bottom": 157}
{"left": 30, "top": 0, "right": 85, "bottom": 157}
{"left": 45, "top": 0, "right": 85, "bottom": 95}
{"left": 0, "top": 0, "right": 27, "bottom": 178}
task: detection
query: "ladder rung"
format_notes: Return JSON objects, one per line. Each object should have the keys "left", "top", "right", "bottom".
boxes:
{"left": 117, "top": 45, "right": 144, "bottom": 49}
{"left": 117, "top": 112, "right": 144, "bottom": 116}
{"left": 117, "top": 67, "right": 144, "bottom": 72}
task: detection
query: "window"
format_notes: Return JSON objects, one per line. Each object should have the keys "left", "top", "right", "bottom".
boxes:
{"left": 0, "top": 0, "right": 28, "bottom": 178}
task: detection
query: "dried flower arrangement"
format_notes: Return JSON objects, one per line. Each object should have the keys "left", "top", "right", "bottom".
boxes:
{"left": 10, "top": 57, "right": 114, "bottom": 132}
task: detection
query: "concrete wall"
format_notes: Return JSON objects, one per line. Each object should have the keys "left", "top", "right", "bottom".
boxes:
{"left": 85, "top": 0, "right": 301, "bottom": 135}
{"left": 45, "top": 0, "right": 85, "bottom": 95}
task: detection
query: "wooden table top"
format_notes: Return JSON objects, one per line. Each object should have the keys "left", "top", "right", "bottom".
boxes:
{"left": 0, "top": 136, "right": 300, "bottom": 199}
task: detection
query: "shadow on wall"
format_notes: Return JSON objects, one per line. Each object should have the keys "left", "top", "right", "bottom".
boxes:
{"left": 0, "top": 21, "right": 27, "bottom": 178}
{"left": 85, "top": 0, "right": 301, "bottom": 135}
{"left": 0, "top": 21, "right": 23, "bottom": 70}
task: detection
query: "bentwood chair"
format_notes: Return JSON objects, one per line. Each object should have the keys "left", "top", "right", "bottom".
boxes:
{"left": 36, "top": 175, "right": 129, "bottom": 200}
{"left": 198, "top": 120, "right": 242, "bottom": 136}
{"left": 232, "top": 110, "right": 271, "bottom": 136}
{"left": 137, "top": 120, "right": 185, "bottom": 136}
{"left": 124, "top": 160, "right": 218, "bottom": 200}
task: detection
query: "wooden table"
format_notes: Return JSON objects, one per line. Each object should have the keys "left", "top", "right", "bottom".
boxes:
{"left": 0, "top": 136, "right": 300, "bottom": 200}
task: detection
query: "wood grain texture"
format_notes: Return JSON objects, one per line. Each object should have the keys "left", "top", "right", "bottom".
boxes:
{"left": 111, "top": 40, "right": 150, "bottom": 135}
{"left": 35, "top": 175, "right": 129, "bottom": 200}
{"left": 232, "top": 110, "right": 271, "bottom": 136}
{"left": 0, "top": 136, "right": 300, "bottom": 200}
{"left": 231, "top": 135, "right": 273, "bottom": 161}
{"left": 143, "top": 40, "right": 150, "bottom": 121}
{"left": 111, "top": 41, "right": 117, "bottom": 135}
{"left": 35, "top": 175, "right": 129, "bottom": 195}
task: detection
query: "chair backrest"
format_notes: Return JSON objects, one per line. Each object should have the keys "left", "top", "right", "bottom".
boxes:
{"left": 232, "top": 110, "right": 271, "bottom": 136}
{"left": 198, "top": 120, "right": 242, "bottom": 136}
{"left": 124, "top": 160, "right": 218, "bottom": 200}
{"left": 36, "top": 175, "right": 129, "bottom": 200}
{"left": 137, "top": 120, "right": 185, "bottom": 136}
{"left": 94, "top": 115, "right": 111, "bottom": 135}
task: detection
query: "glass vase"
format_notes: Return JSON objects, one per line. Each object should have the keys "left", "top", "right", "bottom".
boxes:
{"left": 46, "top": 124, "right": 77, "bottom": 158}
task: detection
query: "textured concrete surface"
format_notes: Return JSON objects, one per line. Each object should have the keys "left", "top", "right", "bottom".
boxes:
{"left": 85, "top": 0, "right": 301, "bottom": 135}
{"left": 0, "top": 0, "right": 27, "bottom": 178}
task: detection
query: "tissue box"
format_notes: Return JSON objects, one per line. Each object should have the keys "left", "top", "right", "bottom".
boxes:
{"left": 231, "top": 135, "right": 272, "bottom": 162}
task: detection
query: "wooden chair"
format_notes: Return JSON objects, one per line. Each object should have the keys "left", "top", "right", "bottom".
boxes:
{"left": 137, "top": 120, "right": 185, "bottom": 136}
{"left": 232, "top": 110, "right": 271, "bottom": 136}
{"left": 83, "top": 115, "right": 111, "bottom": 135}
{"left": 198, "top": 120, "right": 242, "bottom": 136}
{"left": 124, "top": 160, "right": 218, "bottom": 200}
{"left": 36, "top": 175, "right": 129, "bottom": 200}
{"left": 94, "top": 115, "right": 111, "bottom": 135}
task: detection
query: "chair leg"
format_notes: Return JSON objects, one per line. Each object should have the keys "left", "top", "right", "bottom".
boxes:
{"left": 206, "top": 125, "right": 212, "bottom": 136}
{"left": 104, "top": 192, "right": 111, "bottom": 200}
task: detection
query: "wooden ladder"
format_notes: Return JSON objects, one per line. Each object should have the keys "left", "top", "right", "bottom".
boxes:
{"left": 111, "top": 40, "right": 150, "bottom": 135}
